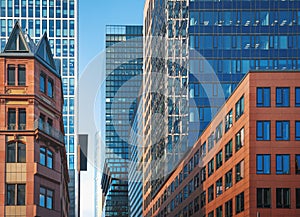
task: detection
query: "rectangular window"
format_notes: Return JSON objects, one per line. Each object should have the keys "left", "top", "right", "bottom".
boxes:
{"left": 18, "top": 109, "right": 26, "bottom": 130}
{"left": 216, "top": 150, "right": 222, "bottom": 170}
{"left": 17, "top": 65, "right": 26, "bottom": 86}
{"left": 235, "top": 128, "right": 245, "bottom": 151}
{"left": 194, "top": 173, "right": 200, "bottom": 190}
{"left": 200, "top": 142, "right": 206, "bottom": 158}
{"left": 208, "top": 184, "right": 214, "bottom": 202}
{"left": 208, "top": 133, "right": 214, "bottom": 152}
{"left": 276, "top": 121, "right": 290, "bottom": 141}
{"left": 235, "top": 96, "right": 244, "bottom": 121}
{"left": 225, "top": 140, "right": 232, "bottom": 161}
{"left": 276, "top": 188, "right": 290, "bottom": 208}
{"left": 276, "top": 154, "right": 290, "bottom": 174}
{"left": 216, "top": 205, "right": 222, "bottom": 217}
{"left": 236, "top": 160, "right": 244, "bottom": 183}
{"left": 257, "top": 188, "right": 271, "bottom": 208}
{"left": 8, "top": 108, "right": 16, "bottom": 130}
{"left": 296, "top": 121, "right": 300, "bottom": 141}
{"left": 296, "top": 155, "right": 300, "bottom": 174}
{"left": 216, "top": 178, "right": 223, "bottom": 197}
{"left": 225, "top": 169, "right": 232, "bottom": 190}
{"left": 225, "top": 109, "right": 233, "bottom": 132}
{"left": 296, "top": 189, "right": 300, "bottom": 208}
{"left": 40, "top": 73, "right": 46, "bottom": 93}
{"left": 256, "top": 121, "right": 270, "bottom": 141}
{"left": 257, "top": 87, "right": 270, "bottom": 107}
{"left": 6, "top": 184, "right": 25, "bottom": 205}
{"left": 236, "top": 192, "right": 244, "bottom": 214}
{"left": 194, "top": 150, "right": 200, "bottom": 168}
{"left": 208, "top": 158, "right": 214, "bottom": 177}
{"left": 276, "top": 87, "right": 290, "bottom": 107}
{"left": 208, "top": 211, "right": 214, "bottom": 217}
{"left": 47, "top": 79, "right": 53, "bottom": 98}
{"left": 200, "top": 191, "right": 206, "bottom": 207}
{"left": 256, "top": 154, "right": 271, "bottom": 174}
{"left": 7, "top": 65, "right": 15, "bottom": 85}
{"left": 200, "top": 167, "right": 206, "bottom": 183}
{"left": 296, "top": 87, "right": 300, "bottom": 107}
{"left": 215, "top": 122, "right": 223, "bottom": 143}
{"left": 39, "top": 187, "right": 54, "bottom": 209}
{"left": 194, "top": 196, "right": 200, "bottom": 213}
{"left": 225, "top": 199, "right": 233, "bottom": 217}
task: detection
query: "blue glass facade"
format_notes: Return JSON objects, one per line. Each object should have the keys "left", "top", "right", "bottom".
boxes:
{"left": 104, "top": 25, "right": 143, "bottom": 217}
{"left": 0, "top": 1, "right": 78, "bottom": 216}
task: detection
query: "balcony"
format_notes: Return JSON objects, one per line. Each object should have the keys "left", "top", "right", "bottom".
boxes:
{"left": 34, "top": 119, "right": 64, "bottom": 143}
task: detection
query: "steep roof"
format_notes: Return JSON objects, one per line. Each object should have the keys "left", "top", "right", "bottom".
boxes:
{"left": 1, "top": 22, "right": 59, "bottom": 76}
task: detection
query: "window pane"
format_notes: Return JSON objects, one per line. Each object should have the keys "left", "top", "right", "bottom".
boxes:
{"left": 17, "top": 143, "right": 26, "bottom": 163}
{"left": 40, "top": 147, "right": 46, "bottom": 166}
{"left": 17, "top": 184, "right": 25, "bottom": 205}
{"left": 7, "top": 143, "right": 16, "bottom": 162}
{"left": 8, "top": 108, "right": 16, "bottom": 130}
{"left": 7, "top": 65, "right": 15, "bottom": 85}
{"left": 6, "top": 184, "right": 15, "bottom": 205}
{"left": 47, "top": 150, "right": 53, "bottom": 169}
{"left": 40, "top": 74, "right": 45, "bottom": 93}
{"left": 47, "top": 79, "right": 53, "bottom": 98}
{"left": 18, "top": 65, "right": 26, "bottom": 85}
{"left": 18, "top": 109, "right": 26, "bottom": 130}
{"left": 296, "top": 88, "right": 300, "bottom": 106}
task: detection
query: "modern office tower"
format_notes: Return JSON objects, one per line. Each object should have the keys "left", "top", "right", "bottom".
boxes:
{"left": 147, "top": 70, "right": 300, "bottom": 217}
{"left": 0, "top": 1, "right": 78, "bottom": 215}
{"left": 128, "top": 94, "right": 143, "bottom": 217}
{"left": 143, "top": 0, "right": 300, "bottom": 215}
{"left": 0, "top": 23, "right": 69, "bottom": 217}
{"left": 102, "top": 25, "right": 143, "bottom": 217}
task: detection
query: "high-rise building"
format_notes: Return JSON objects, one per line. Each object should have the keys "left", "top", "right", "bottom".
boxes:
{"left": 0, "top": 1, "right": 78, "bottom": 215}
{"left": 0, "top": 22, "right": 69, "bottom": 217}
{"left": 142, "top": 0, "right": 300, "bottom": 216}
{"left": 102, "top": 25, "right": 143, "bottom": 217}
{"left": 147, "top": 70, "right": 300, "bottom": 217}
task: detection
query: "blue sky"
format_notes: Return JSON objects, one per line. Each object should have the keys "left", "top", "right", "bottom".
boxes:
{"left": 79, "top": 0, "right": 145, "bottom": 73}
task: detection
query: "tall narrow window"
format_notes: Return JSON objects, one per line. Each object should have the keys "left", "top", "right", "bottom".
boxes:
{"left": 296, "top": 155, "right": 300, "bottom": 174}
{"left": 47, "top": 78, "right": 53, "bottom": 98}
{"left": 7, "top": 65, "right": 15, "bottom": 85}
{"left": 236, "top": 192, "right": 244, "bottom": 214}
{"left": 216, "top": 178, "right": 223, "bottom": 197}
{"left": 8, "top": 108, "right": 16, "bottom": 130}
{"left": 208, "top": 184, "right": 214, "bottom": 202}
{"left": 296, "top": 188, "right": 300, "bottom": 208}
{"left": 18, "top": 109, "right": 26, "bottom": 130}
{"left": 276, "top": 154, "right": 290, "bottom": 174}
{"left": 225, "top": 109, "right": 233, "bottom": 132}
{"left": 276, "top": 188, "right": 290, "bottom": 208}
{"left": 208, "top": 158, "right": 214, "bottom": 177}
{"left": 276, "top": 121, "right": 290, "bottom": 141}
{"left": 40, "top": 73, "right": 46, "bottom": 93}
{"left": 276, "top": 87, "right": 290, "bottom": 107}
{"left": 235, "top": 96, "right": 244, "bottom": 121}
{"left": 225, "top": 199, "right": 233, "bottom": 217}
{"left": 296, "top": 87, "right": 300, "bottom": 107}
{"left": 296, "top": 121, "right": 300, "bottom": 141}
{"left": 216, "top": 205, "right": 222, "bottom": 217}
{"left": 236, "top": 160, "right": 244, "bottom": 182}
{"left": 235, "top": 128, "right": 245, "bottom": 151}
{"left": 200, "top": 191, "right": 206, "bottom": 207}
{"left": 225, "top": 170, "right": 232, "bottom": 190}
{"left": 257, "top": 87, "right": 271, "bottom": 107}
{"left": 225, "top": 140, "right": 232, "bottom": 161}
{"left": 257, "top": 188, "right": 271, "bottom": 208}
{"left": 216, "top": 150, "right": 222, "bottom": 170}
{"left": 256, "top": 121, "right": 270, "bottom": 141}
{"left": 17, "top": 65, "right": 26, "bottom": 86}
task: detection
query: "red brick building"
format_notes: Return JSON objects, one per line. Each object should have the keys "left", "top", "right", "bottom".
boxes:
{"left": 0, "top": 22, "right": 69, "bottom": 216}
{"left": 148, "top": 71, "right": 300, "bottom": 217}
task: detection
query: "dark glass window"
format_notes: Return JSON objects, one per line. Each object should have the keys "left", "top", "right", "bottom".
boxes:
{"left": 6, "top": 184, "right": 25, "bottom": 205}
{"left": 18, "top": 109, "right": 26, "bottom": 130}
{"left": 39, "top": 187, "right": 54, "bottom": 209}
{"left": 276, "top": 154, "right": 290, "bottom": 174}
{"left": 276, "top": 121, "right": 290, "bottom": 141}
{"left": 6, "top": 142, "right": 26, "bottom": 163}
{"left": 235, "top": 128, "right": 244, "bottom": 151}
{"left": 47, "top": 79, "right": 53, "bottom": 98}
{"left": 257, "top": 188, "right": 271, "bottom": 208}
{"left": 40, "top": 73, "right": 46, "bottom": 93}
{"left": 256, "top": 121, "right": 270, "bottom": 141}
{"left": 225, "top": 109, "right": 233, "bottom": 132}
{"left": 216, "top": 205, "right": 222, "bottom": 217}
{"left": 194, "top": 196, "right": 200, "bottom": 213}
{"left": 216, "top": 150, "right": 222, "bottom": 170}
{"left": 236, "top": 160, "right": 244, "bottom": 182}
{"left": 216, "top": 177, "right": 223, "bottom": 197}
{"left": 208, "top": 158, "right": 214, "bottom": 177}
{"left": 296, "top": 189, "right": 300, "bottom": 208}
{"left": 208, "top": 133, "right": 214, "bottom": 152}
{"left": 296, "top": 88, "right": 300, "bottom": 107}
{"left": 236, "top": 192, "right": 244, "bottom": 214}
{"left": 208, "top": 211, "right": 214, "bottom": 217}
{"left": 225, "top": 169, "right": 232, "bottom": 190}
{"left": 194, "top": 173, "right": 200, "bottom": 190}
{"left": 8, "top": 108, "right": 16, "bottom": 130}
{"left": 200, "top": 191, "right": 206, "bottom": 207}
{"left": 225, "top": 199, "right": 233, "bottom": 217}
{"left": 296, "top": 121, "right": 300, "bottom": 141}
{"left": 225, "top": 140, "right": 232, "bottom": 161}
{"left": 276, "top": 188, "right": 290, "bottom": 208}
{"left": 7, "top": 65, "right": 15, "bottom": 85}
{"left": 200, "top": 167, "right": 206, "bottom": 183}
{"left": 296, "top": 155, "right": 300, "bottom": 175}
{"left": 257, "top": 87, "right": 271, "bottom": 107}
{"left": 215, "top": 122, "right": 223, "bottom": 143}
{"left": 40, "top": 147, "right": 53, "bottom": 169}
{"left": 235, "top": 96, "right": 244, "bottom": 121}
{"left": 17, "top": 65, "right": 26, "bottom": 86}
{"left": 257, "top": 154, "right": 271, "bottom": 174}
{"left": 276, "top": 87, "right": 290, "bottom": 107}
{"left": 208, "top": 184, "right": 214, "bottom": 202}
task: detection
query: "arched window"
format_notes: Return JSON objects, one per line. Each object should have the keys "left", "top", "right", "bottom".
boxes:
{"left": 40, "top": 147, "right": 53, "bottom": 169}
{"left": 6, "top": 142, "right": 26, "bottom": 163}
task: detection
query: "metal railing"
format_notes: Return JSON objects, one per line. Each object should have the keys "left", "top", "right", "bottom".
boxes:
{"left": 34, "top": 119, "right": 64, "bottom": 143}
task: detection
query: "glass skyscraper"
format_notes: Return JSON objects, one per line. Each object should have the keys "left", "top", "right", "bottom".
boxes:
{"left": 103, "top": 25, "right": 143, "bottom": 217}
{"left": 0, "top": 0, "right": 78, "bottom": 216}
{"left": 142, "top": 0, "right": 300, "bottom": 216}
